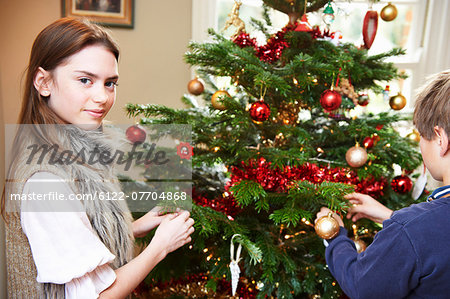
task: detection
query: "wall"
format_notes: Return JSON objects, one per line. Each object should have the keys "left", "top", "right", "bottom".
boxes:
{"left": 0, "top": 71, "right": 5, "bottom": 298}
{"left": 0, "top": 0, "right": 192, "bottom": 124}
{"left": 109, "top": 0, "right": 192, "bottom": 123}
{"left": 0, "top": 0, "right": 192, "bottom": 296}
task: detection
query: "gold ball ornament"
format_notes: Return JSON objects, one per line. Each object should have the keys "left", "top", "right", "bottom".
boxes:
{"left": 353, "top": 238, "right": 367, "bottom": 253}
{"left": 380, "top": 2, "right": 398, "bottom": 22}
{"left": 346, "top": 144, "right": 368, "bottom": 168}
{"left": 211, "top": 90, "right": 230, "bottom": 110}
{"left": 407, "top": 130, "right": 420, "bottom": 142}
{"left": 315, "top": 213, "right": 340, "bottom": 239}
{"left": 187, "top": 78, "right": 204, "bottom": 95}
{"left": 389, "top": 92, "right": 407, "bottom": 110}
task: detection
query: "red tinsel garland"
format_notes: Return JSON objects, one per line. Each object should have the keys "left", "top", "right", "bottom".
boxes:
{"left": 233, "top": 24, "right": 296, "bottom": 63}
{"left": 233, "top": 25, "right": 337, "bottom": 63}
{"left": 193, "top": 188, "right": 242, "bottom": 218}
{"left": 194, "top": 157, "right": 386, "bottom": 219}
{"left": 233, "top": 32, "right": 257, "bottom": 48}
{"left": 227, "top": 157, "right": 386, "bottom": 197}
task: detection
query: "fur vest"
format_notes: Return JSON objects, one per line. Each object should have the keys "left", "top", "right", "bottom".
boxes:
{"left": 5, "top": 125, "right": 134, "bottom": 298}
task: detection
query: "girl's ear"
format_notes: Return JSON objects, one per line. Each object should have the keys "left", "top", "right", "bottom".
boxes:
{"left": 434, "top": 126, "right": 449, "bottom": 157}
{"left": 33, "top": 67, "right": 52, "bottom": 97}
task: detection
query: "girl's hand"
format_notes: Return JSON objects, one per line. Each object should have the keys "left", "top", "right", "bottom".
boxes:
{"left": 345, "top": 193, "right": 393, "bottom": 224}
{"left": 133, "top": 206, "right": 178, "bottom": 238}
{"left": 315, "top": 207, "right": 344, "bottom": 227}
{"left": 151, "top": 211, "right": 194, "bottom": 257}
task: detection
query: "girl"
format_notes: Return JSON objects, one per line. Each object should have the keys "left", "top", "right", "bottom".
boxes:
{"left": 3, "top": 17, "right": 194, "bottom": 298}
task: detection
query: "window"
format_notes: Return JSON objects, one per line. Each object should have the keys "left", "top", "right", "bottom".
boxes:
{"left": 192, "top": 0, "right": 447, "bottom": 115}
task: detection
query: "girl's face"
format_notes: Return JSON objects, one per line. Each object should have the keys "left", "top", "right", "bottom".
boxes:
{"left": 44, "top": 44, "right": 118, "bottom": 128}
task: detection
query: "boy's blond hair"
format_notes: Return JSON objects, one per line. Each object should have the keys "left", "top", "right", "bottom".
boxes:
{"left": 413, "top": 70, "right": 450, "bottom": 140}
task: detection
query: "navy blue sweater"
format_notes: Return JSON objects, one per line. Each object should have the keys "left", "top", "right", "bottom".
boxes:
{"left": 325, "top": 186, "right": 450, "bottom": 299}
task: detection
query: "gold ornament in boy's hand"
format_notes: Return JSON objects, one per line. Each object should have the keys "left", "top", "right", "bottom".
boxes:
{"left": 315, "top": 214, "right": 340, "bottom": 239}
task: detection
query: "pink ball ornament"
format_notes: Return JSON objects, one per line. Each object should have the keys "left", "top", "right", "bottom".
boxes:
{"left": 346, "top": 144, "right": 368, "bottom": 168}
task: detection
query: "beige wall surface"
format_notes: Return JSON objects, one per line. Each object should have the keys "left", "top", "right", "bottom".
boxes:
{"left": 110, "top": 0, "right": 192, "bottom": 123}
{"left": 0, "top": 0, "right": 191, "bottom": 125}
{"left": 0, "top": 1, "right": 62, "bottom": 297}
{"left": 0, "top": 68, "right": 5, "bottom": 299}
{"left": 0, "top": 0, "right": 192, "bottom": 296}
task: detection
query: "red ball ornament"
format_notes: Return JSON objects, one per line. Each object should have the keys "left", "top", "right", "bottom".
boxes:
{"left": 363, "top": 136, "right": 374, "bottom": 149}
{"left": 320, "top": 89, "right": 342, "bottom": 111}
{"left": 249, "top": 100, "right": 270, "bottom": 123}
{"left": 126, "top": 125, "right": 146, "bottom": 144}
{"left": 391, "top": 175, "right": 413, "bottom": 194}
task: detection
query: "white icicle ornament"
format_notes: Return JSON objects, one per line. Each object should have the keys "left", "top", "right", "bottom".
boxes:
{"left": 230, "top": 234, "right": 242, "bottom": 296}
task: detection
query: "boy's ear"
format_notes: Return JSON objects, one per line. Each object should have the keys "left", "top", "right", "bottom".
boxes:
{"left": 434, "top": 126, "right": 449, "bottom": 157}
{"left": 33, "top": 67, "right": 52, "bottom": 97}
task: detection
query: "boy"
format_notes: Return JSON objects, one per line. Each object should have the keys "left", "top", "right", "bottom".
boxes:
{"left": 315, "top": 70, "right": 450, "bottom": 298}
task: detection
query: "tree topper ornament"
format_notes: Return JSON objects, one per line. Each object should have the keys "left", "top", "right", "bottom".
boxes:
{"left": 229, "top": 234, "right": 242, "bottom": 296}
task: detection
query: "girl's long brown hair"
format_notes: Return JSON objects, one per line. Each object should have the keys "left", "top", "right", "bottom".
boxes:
{"left": 2, "top": 17, "right": 120, "bottom": 218}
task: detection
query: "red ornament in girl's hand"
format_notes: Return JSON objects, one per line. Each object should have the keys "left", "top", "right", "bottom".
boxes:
{"left": 320, "top": 89, "right": 342, "bottom": 111}
{"left": 126, "top": 125, "right": 146, "bottom": 144}
{"left": 249, "top": 100, "right": 271, "bottom": 122}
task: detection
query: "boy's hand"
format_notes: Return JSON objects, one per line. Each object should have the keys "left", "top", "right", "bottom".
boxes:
{"left": 345, "top": 193, "right": 393, "bottom": 224}
{"left": 315, "top": 207, "right": 344, "bottom": 227}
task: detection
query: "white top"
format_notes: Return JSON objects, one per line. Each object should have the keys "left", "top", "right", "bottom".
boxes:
{"left": 21, "top": 172, "right": 117, "bottom": 299}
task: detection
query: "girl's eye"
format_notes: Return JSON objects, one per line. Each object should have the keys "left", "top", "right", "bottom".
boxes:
{"left": 106, "top": 81, "right": 118, "bottom": 88}
{"left": 80, "top": 78, "right": 91, "bottom": 85}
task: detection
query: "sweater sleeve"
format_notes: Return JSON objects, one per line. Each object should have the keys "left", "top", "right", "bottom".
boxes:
{"left": 325, "top": 220, "right": 421, "bottom": 299}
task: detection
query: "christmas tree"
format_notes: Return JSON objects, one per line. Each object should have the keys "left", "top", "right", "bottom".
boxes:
{"left": 126, "top": 1, "right": 424, "bottom": 298}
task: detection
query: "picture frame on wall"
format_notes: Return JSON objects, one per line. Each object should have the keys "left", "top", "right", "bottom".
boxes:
{"left": 62, "top": 0, "right": 134, "bottom": 28}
